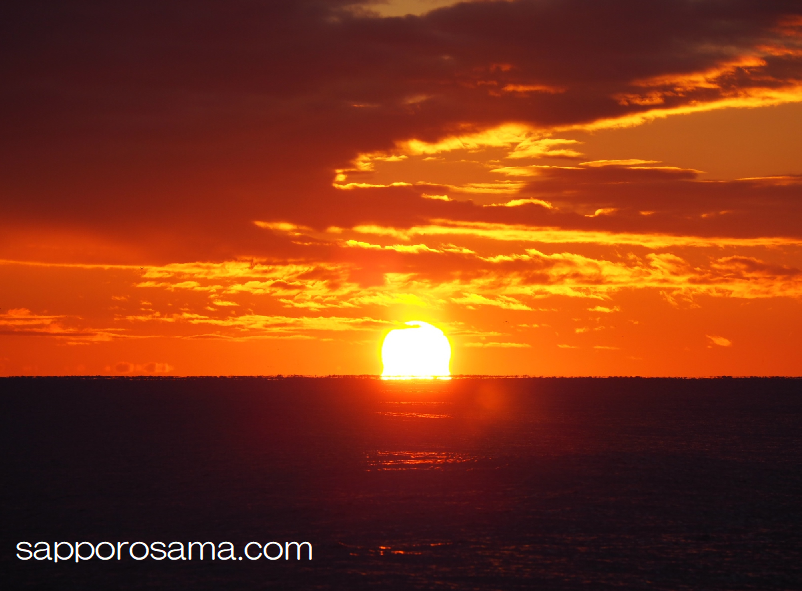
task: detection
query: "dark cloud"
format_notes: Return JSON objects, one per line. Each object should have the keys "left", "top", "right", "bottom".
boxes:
{"left": 1, "top": 0, "right": 800, "bottom": 262}
{"left": 281, "top": 169, "right": 802, "bottom": 240}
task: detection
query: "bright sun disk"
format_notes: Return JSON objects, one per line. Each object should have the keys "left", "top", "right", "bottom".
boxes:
{"left": 381, "top": 321, "right": 451, "bottom": 379}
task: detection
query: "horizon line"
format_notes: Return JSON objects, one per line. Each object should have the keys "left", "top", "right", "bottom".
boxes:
{"left": 1, "top": 374, "right": 799, "bottom": 380}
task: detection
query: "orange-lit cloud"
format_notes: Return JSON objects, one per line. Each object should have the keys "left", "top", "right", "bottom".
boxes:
{"left": 344, "top": 221, "right": 802, "bottom": 249}
{"left": 0, "top": 308, "right": 125, "bottom": 345}
{"left": 707, "top": 335, "right": 733, "bottom": 347}
{"left": 464, "top": 342, "right": 531, "bottom": 348}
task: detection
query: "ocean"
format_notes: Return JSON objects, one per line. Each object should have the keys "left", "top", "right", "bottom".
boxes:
{"left": 2, "top": 377, "right": 800, "bottom": 589}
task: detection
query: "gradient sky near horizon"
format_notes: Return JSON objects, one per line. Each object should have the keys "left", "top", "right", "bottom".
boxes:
{"left": 1, "top": 0, "right": 801, "bottom": 376}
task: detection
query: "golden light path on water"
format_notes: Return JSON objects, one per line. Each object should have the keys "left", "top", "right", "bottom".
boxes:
{"left": 380, "top": 321, "right": 451, "bottom": 380}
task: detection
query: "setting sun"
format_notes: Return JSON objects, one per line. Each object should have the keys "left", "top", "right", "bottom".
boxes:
{"left": 381, "top": 321, "right": 451, "bottom": 379}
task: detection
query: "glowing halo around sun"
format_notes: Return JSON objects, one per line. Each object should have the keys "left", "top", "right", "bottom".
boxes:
{"left": 381, "top": 321, "right": 452, "bottom": 380}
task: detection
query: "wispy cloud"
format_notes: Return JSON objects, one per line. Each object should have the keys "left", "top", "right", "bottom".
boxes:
{"left": 464, "top": 342, "right": 531, "bottom": 348}
{"left": 707, "top": 335, "right": 733, "bottom": 347}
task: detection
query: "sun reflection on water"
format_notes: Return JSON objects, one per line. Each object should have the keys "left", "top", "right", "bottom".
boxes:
{"left": 366, "top": 451, "right": 482, "bottom": 470}
{"left": 376, "top": 400, "right": 452, "bottom": 418}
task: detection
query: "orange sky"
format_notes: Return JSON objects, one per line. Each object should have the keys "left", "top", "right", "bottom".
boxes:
{"left": 1, "top": 0, "right": 801, "bottom": 376}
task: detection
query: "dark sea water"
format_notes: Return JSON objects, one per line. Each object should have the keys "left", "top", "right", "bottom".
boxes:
{"left": 2, "top": 377, "right": 801, "bottom": 590}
